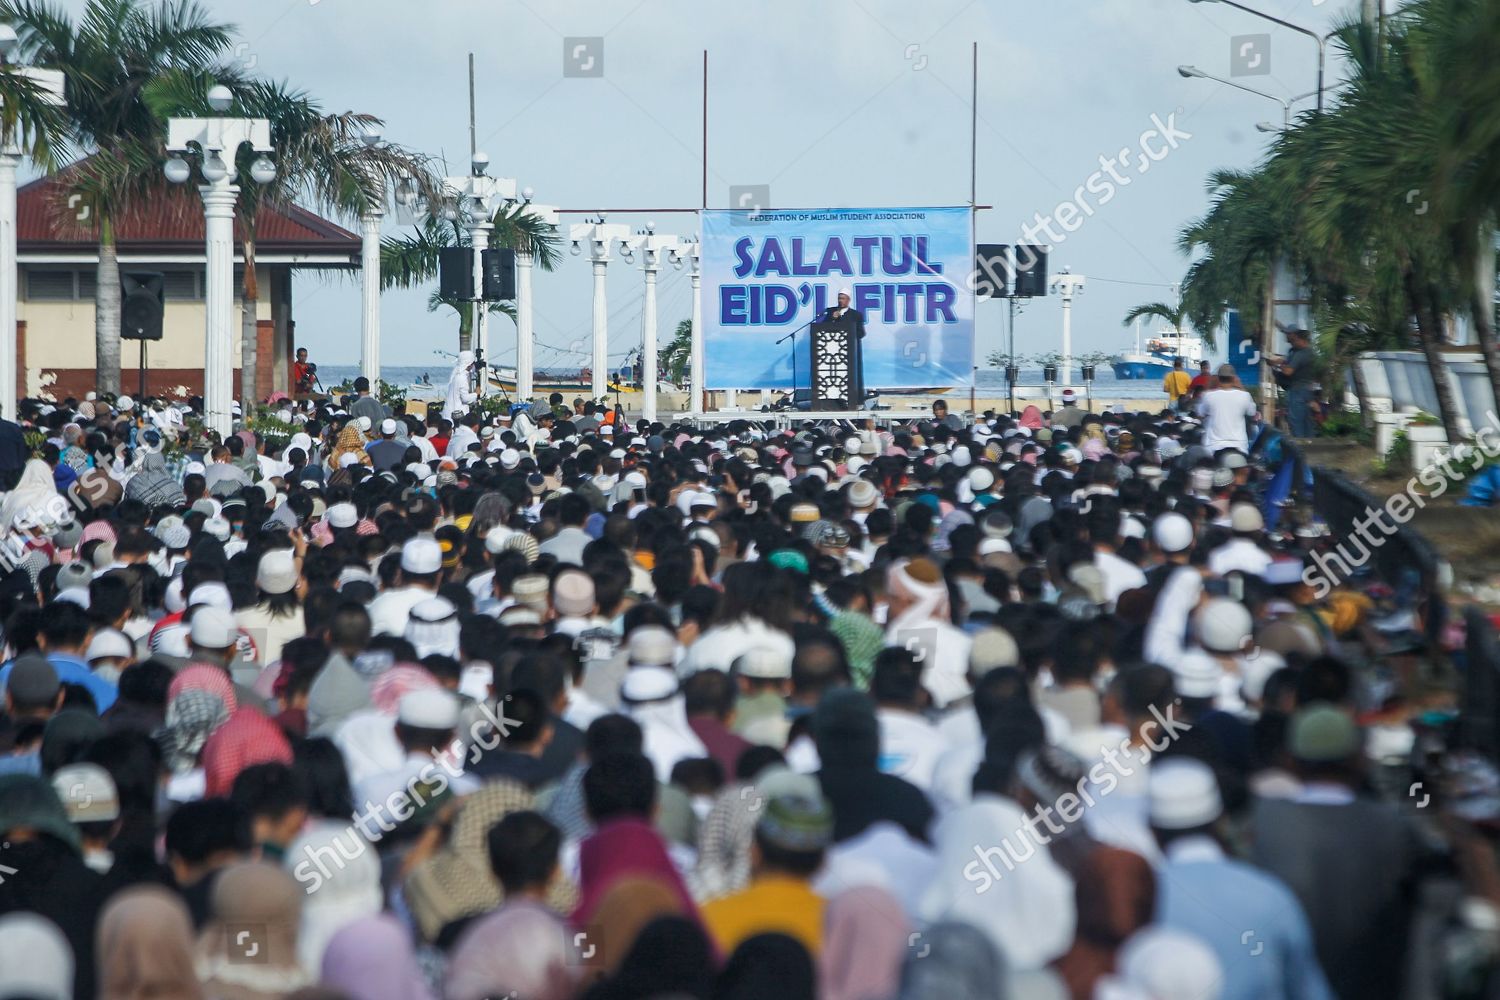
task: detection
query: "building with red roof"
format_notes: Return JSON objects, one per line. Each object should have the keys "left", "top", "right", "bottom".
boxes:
{"left": 16, "top": 157, "right": 361, "bottom": 401}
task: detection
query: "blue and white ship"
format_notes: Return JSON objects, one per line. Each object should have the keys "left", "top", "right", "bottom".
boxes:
{"left": 1112, "top": 323, "right": 1205, "bottom": 380}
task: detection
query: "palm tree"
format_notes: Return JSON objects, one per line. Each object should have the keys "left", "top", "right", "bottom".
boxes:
{"left": 0, "top": 61, "right": 68, "bottom": 167}
{"left": 658, "top": 319, "right": 691, "bottom": 384}
{"left": 2, "top": 0, "right": 239, "bottom": 395}
{"left": 143, "top": 71, "right": 439, "bottom": 404}
{"left": 380, "top": 200, "right": 562, "bottom": 354}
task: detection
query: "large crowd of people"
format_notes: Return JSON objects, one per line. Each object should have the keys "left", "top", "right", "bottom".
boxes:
{"left": 0, "top": 375, "right": 1484, "bottom": 1000}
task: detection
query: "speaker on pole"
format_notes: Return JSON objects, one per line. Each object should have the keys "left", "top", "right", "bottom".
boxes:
{"left": 481, "top": 248, "right": 516, "bottom": 301}
{"left": 439, "top": 247, "right": 475, "bottom": 300}
{"left": 974, "top": 244, "right": 1010, "bottom": 300}
{"left": 120, "top": 272, "right": 165, "bottom": 341}
{"left": 1012, "top": 246, "right": 1049, "bottom": 298}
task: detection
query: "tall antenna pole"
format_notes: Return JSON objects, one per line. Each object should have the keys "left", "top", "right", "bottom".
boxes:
{"left": 969, "top": 42, "right": 977, "bottom": 209}
{"left": 468, "top": 53, "right": 477, "bottom": 158}
{"left": 702, "top": 51, "right": 709, "bottom": 210}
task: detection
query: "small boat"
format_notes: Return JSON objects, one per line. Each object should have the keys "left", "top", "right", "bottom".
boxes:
{"left": 1112, "top": 323, "right": 1204, "bottom": 380}
{"left": 487, "top": 365, "right": 595, "bottom": 395}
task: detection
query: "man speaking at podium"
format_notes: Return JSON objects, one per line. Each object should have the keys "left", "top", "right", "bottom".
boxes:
{"left": 821, "top": 287, "right": 867, "bottom": 408}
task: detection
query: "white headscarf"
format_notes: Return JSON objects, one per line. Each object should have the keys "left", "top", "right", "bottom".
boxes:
{"left": 445, "top": 351, "right": 478, "bottom": 418}
{"left": 622, "top": 666, "right": 708, "bottom": 782}
{"left": 0, "top": 913, "right": 73, "bottom": 1000}
{"left": 918, "top": 794, "right": 1075, "bottom": 971}
{"left": 286, "top": 821, "right": 383, "bottom": 973}
{"left": 0, "top": 459, "right": 59, "bottom": 530}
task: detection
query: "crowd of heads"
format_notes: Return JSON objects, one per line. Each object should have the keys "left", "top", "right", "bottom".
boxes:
{"left": 0, "top": 383, "right": 1469, "bottom": 1000}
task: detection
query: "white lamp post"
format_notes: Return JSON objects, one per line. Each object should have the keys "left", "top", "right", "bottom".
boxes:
{"left": 514, "top": 192, "right": 557, "bottom": 403}
{"left": 0, "top": 26, "right": 64, "bottom": 419}
{"left": 440, "top": 152, "right": 517, "bottom": 397}
{"left": 568, "top": 218, "right": 632, "bottom": 399}
{"left": 165, "top": 85, "right": 274, "bottom": 438}
{"left": 686, "top": 238, "right": 703, "bottom": 415}
{"left": 1050, "top": 269, "right": 1086, "bottom": 386}
{"left": 621, "top": 224, "right": 689, "bottom": 424}
{"left": 357, "top": 124, "right": 384, "bottom": 386}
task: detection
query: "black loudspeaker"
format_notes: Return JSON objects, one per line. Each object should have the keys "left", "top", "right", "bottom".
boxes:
{"left": 1012, "top": 246, "right": 1049, "bottom": 298}
{"left": 974, "top": 244, "right": 1010, "bottom": 300}
{"left": 482, "top": 248, "right": 516, "bottom": 301}
{"left": 439, "top": 247, "right": 475, "bottom": 300}
{"left": 120, "top": 272, "right": 164, "bottom": 341}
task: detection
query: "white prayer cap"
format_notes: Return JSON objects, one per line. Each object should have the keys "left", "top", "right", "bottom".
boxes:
{"left": 1152, "top": 512, "right": 1194, "bottom": 553}
{"left": 1148, "top": 758, "right": 1222, "bottom": 830}
{"left": 1196, "top": 598, "right": 1252, "bottom": 654}
{"left": 398, "top": 688, "right": 460, "bottom": 729}
{"left": 627, "top": 625, "right": 677, "bottom": 667}
{"left": 1171, "top": 649, "right": 1223, "bottom": 699}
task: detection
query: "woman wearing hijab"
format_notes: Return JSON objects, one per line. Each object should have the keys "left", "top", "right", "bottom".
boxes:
{"left": 327, "top": 421, "right": 371, "bottom": 471}
{"left": 123, "top": 450, "right": 186, "bottom": 508}
{"left": 819, "top": 886, "right": 909, "bottom": 1000}
{"left": 319, "top": 915, "right": 433, "bottom": 1000}
{"left": 713, "top": 933, "right": 815, "bottom": 1000}
{"left": 573, "top": 803, "right": 699, "bottom": 929}
{"left": 198, "top": 861, "right": 314, "bottom": 1000}
{"left": 918, "top": 795, "right": 1076, "bottom": 973}
{"left": 97, "top": 886, "right": 203, "bottom": 1000}
{"left": 445, "top": 350, "right": 478, "bottom": 419}
{"left": 0, "top": 912, "right": 74, "bottom": 1000}
{"left": 445, "top": 900, "right": 577, "bottom": 1000}
{"left": 896, "top": 920, "right": 1006, "bottom": 1000}
{"left": 581, "top": 915, "right": 714, "bottom": 1000}
{"left": 0, "top": 457, "right": 59, "bottom": 529}
{"left": 1019, "top": 404, "right": 1045, "bottom": 430}
{"left": 576, "top": 875, "right": 688, "bottom": 983}
{"left": 283, "top": 825, "right": 383, "bottom": 973}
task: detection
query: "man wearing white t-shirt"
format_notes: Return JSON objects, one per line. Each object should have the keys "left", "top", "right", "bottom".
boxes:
{"left": 1195, "top": 364, "right": 1257, "bottom": 454}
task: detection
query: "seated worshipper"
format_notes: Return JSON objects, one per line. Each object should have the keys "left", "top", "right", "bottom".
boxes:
{"left": 94, "top": 885, "right": 203, "bottom": 1000}
{"left": 49, "top": 762, "right": 121, "bottom": 875}
{"left": 884, "top": 557, "right": 973, "bottom": 714}
{"left": 870, "top": 645, "right": 950, "bottom": 791}
{"left": 620, "top": 646, "right": 708, "bottom": 783}
{"left": 349, "top": 686, "right": 477, "bottom": 834}
{"left": 164, "top": 798, "right": 253, "bottom": 928}
{"left": 466, "top": 688, "right": 555, "bottom": 789}
{"left": 197, "top": 861, "right": 315, "bottom": 999}
{"left": 1149, "top": 757, "right": 1332, "bottom": 1000}
{"left": 228, "top": 762, "right": 308, "bottom": 863}
{"left": 0, "top": 773, "right": 105, "bottom": 999}
{"left": 572, "top": 752, "right": 698, "bottom": 927}
{"left": 282, "top": 822, "right": 383, "bottom": 973}
{"left": 319, "top": 914, "right": 436, "bottom": 1000}
{"left": 404, "top": 783, "right": 576, "bottom": 946}
{"left": 813, "top": 688, "right": 934, "bottom": 844}
{"left": 444, "top": 892, "right": 579, "bottom": 1000}
{"left": 683, "top": 668, "right": 754, "bottom": 776}
{"left": 700, "top": 771, "right": 834, "bottom": 957}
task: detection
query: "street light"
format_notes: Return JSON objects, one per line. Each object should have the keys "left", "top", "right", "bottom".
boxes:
{"left": 164, "top": 89, "right": 274, "bottom": 437}
{"left": 1177, "top": 65, "right": 1305, "bottom": 124}
{"left": 627, "top": 227, "right": 690, "bottom": 423}
{"left": 437, "top": 154, "right": 518, "bottom": 395}
{"left": 1186, "top": 0, "right": 1326, "bottom": 111}
{"left": 568, "top": 218, "right": 632, "bottom": 398}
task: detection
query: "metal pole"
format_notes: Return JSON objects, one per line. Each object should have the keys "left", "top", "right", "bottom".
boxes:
{"left": 0, "top": 151, "right": 18, "bottom": 418}
{"left": 470, "top": 221, "right": 491, "bottom": 396}
{"left": 360, "top": 207, "right": 382, "bottom": 385}
{"left": 468, "top": 53, "right": 477, "bottom": 159}
{"left": 689, "top": 247, "right": 704, "bottom": 415}
{"left": 642, "top": 248, "right": 659, "bottom": 423}
{"left": 591, "top": 249, "right": 610, "bottom": 399}
{"left": 516, "top": 246, "right": 535, "bottom": 401}
{"left": 701, "top": 51, "right": 708, "bottom": 211}
{"left": 201, "top": 177, "right": 240, "bottom": 437}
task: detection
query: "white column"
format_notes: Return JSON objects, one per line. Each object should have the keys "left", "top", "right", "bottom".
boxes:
{"left": 201, "top": 179, "right": 240, "bottom": 438}
{"left": 591, "top": 254, "right": 609, "bottom": 398}
{"left": 0, "top": 151, "right": 19, "bottom": 419}
{"left": 470, "top": 222, "right": 492, "bottom": 396}
{"left": 1060, "top": 296, "right": 1073, "bottom": 387}
{"left": 360, "top": 207, "right": 382, "bottom": 386}
{"left": 689, "top": 260, "right": 703, "bottom": 415}
{"left": 642, "top": 249, "right": 660, "bottom": 424}
{"left": 516, "top": 246, "right": 535, "bottom": 401}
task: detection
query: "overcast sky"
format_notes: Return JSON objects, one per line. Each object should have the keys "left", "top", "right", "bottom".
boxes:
{"left": 48, "top": 0, "right": 1354, "bottom": 370}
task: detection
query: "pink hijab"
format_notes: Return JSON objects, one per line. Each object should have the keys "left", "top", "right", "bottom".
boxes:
{"left": 820, "top": 886, "right": 910, "bottom": 1000}
{"left": 1020, "top": 405, "right": 1044, "bottom": 430}
{"left": 571, "top": 817, "right": 698, "bottom": 928}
